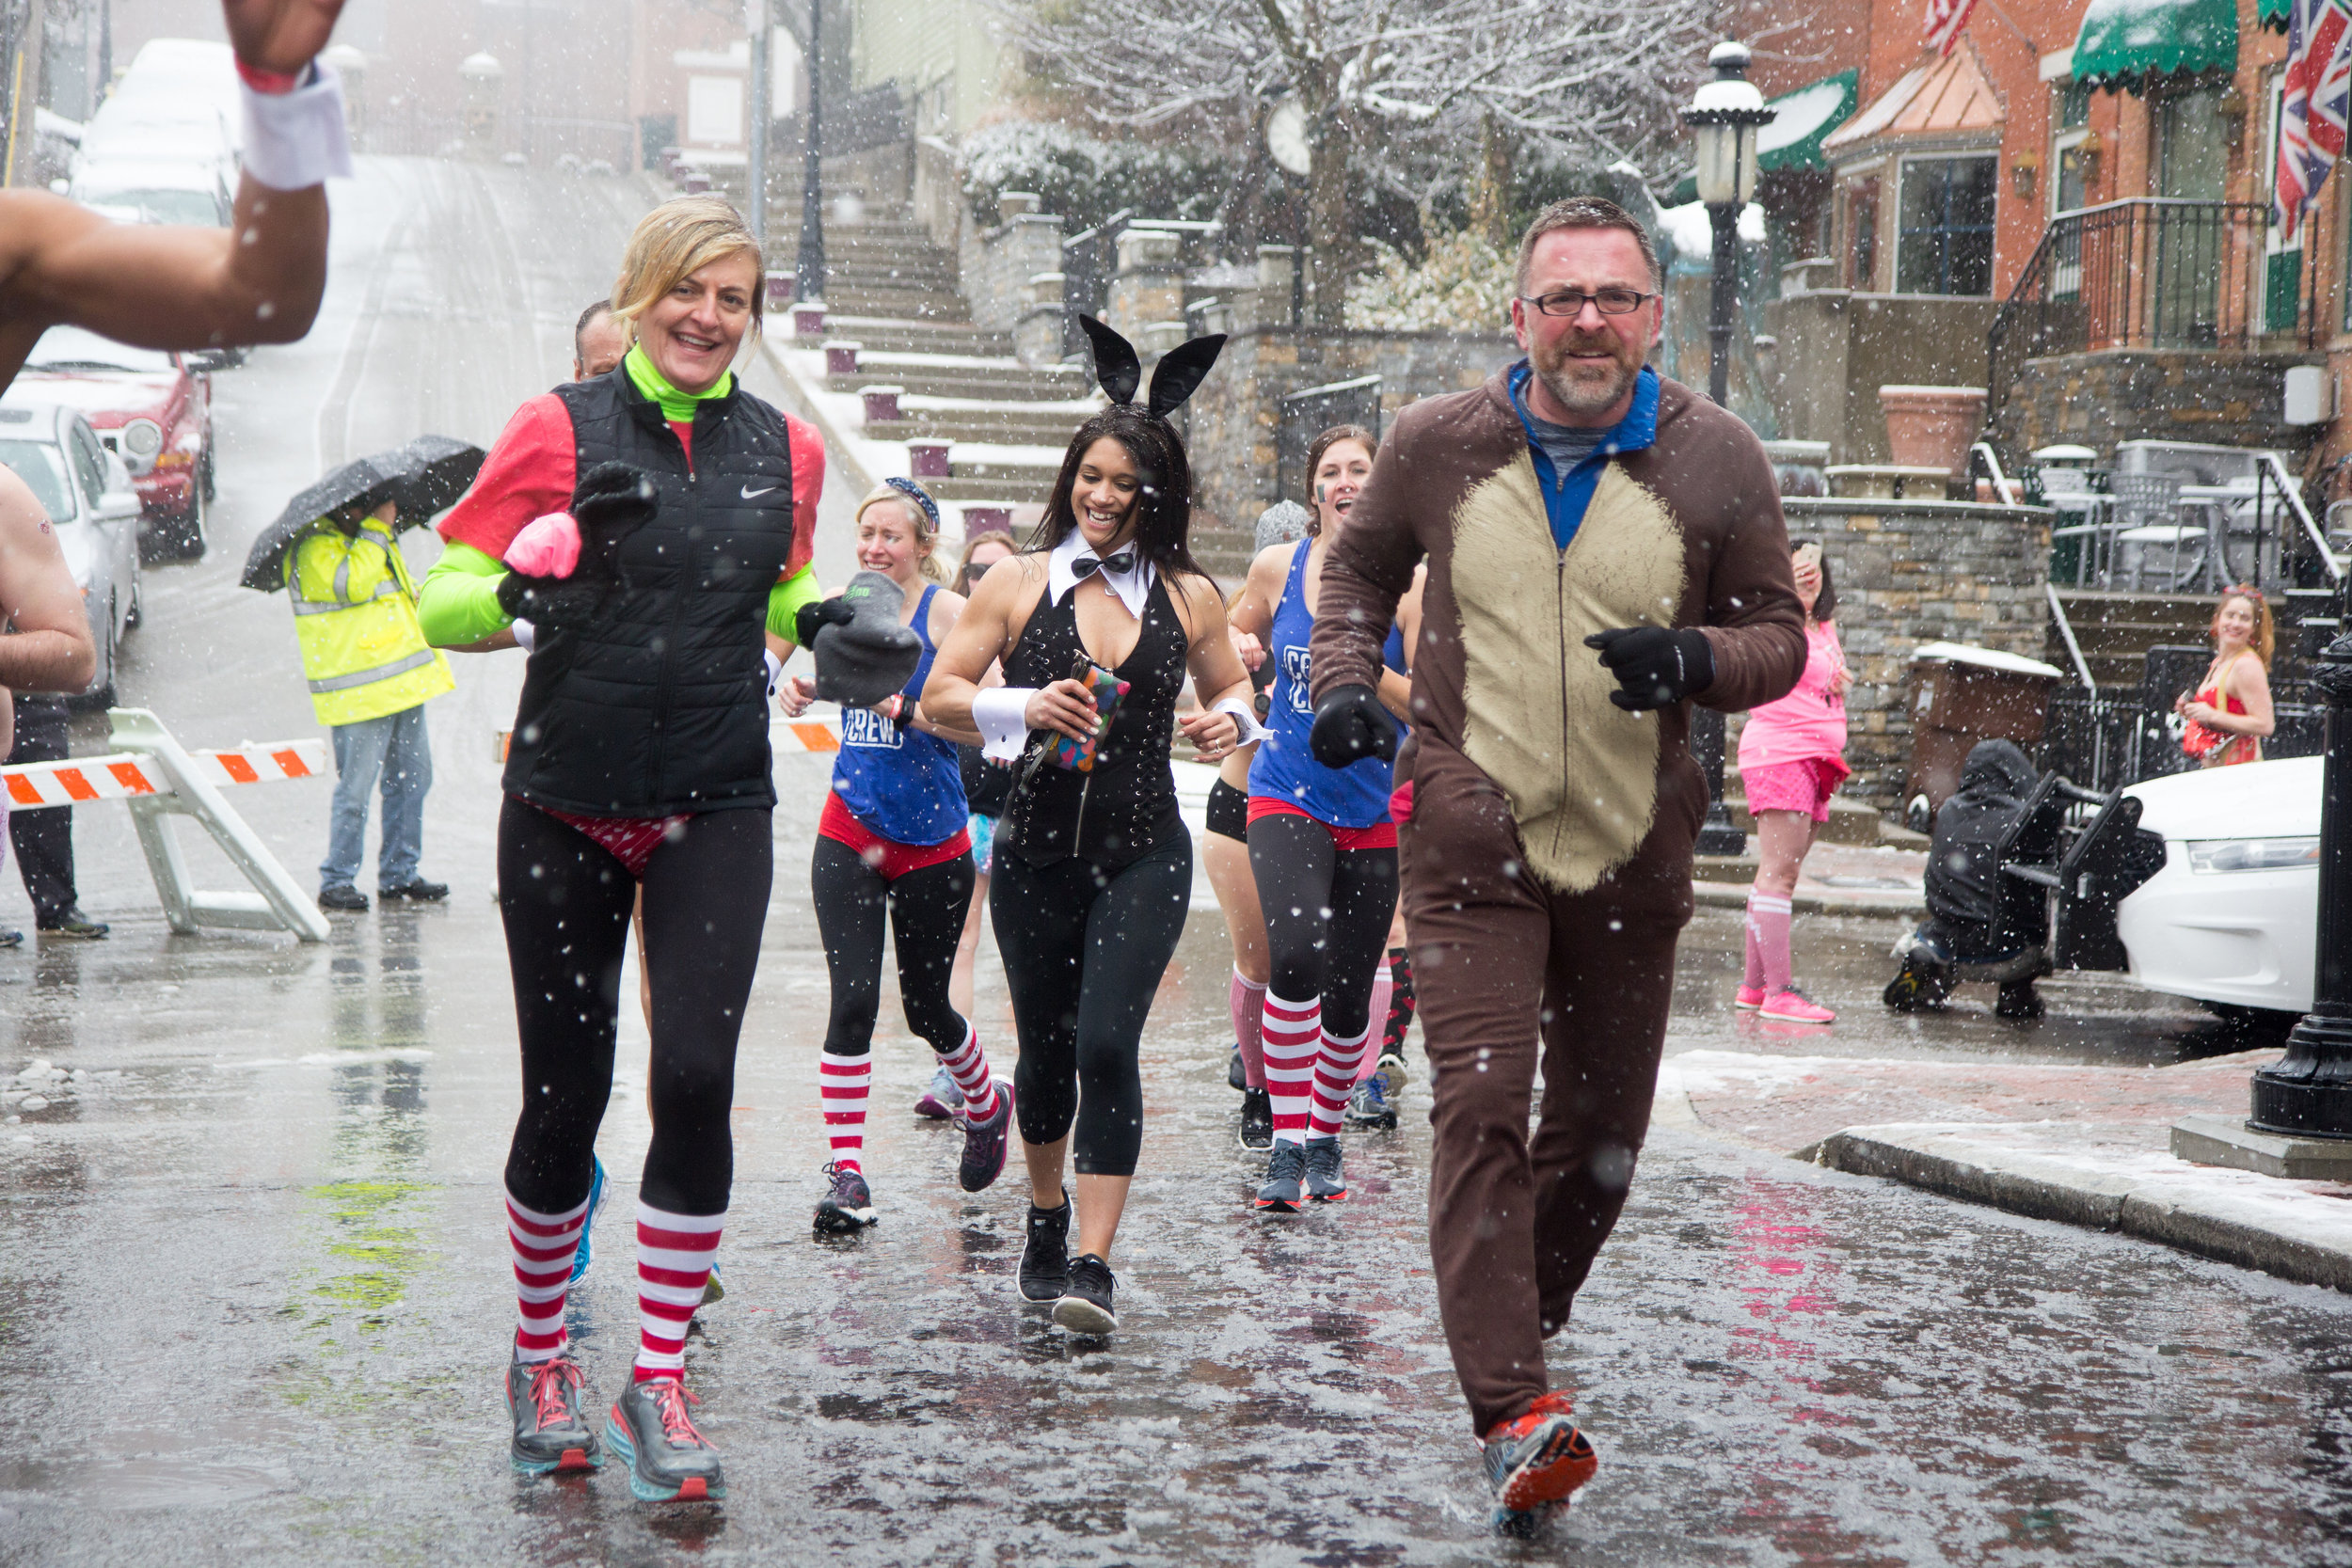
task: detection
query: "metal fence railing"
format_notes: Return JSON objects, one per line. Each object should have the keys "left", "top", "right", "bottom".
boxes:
{"left": 1989, "top": 199, "right": 2308, "bottom": 427}
{"left": 2040, "top": 689, "right": 2328, "bottom": 794}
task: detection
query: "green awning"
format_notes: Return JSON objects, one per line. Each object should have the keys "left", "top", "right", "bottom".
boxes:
{"left": 2071, "top": 0, "right": 2238, "bottom": 87}
{"left": 1666, "top": 69, "right": 1858, "bottom": 206}
{"left": 2260, "top": 0, "right": 2288, "bottom": 29}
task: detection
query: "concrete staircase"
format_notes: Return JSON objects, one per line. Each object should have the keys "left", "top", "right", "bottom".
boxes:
{"left": 2045, "top": 590, "right": 2219, "bottom": 690}
{"left": 794, "top": 198, "right": 1083, "bottom": 520}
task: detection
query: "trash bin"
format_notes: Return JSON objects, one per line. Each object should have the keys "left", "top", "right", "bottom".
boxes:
{"left": 1904, "top": 642, "right": 2066, "bottom": 831}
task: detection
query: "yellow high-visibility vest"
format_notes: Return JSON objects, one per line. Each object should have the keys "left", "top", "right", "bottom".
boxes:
{"left": 286, "top": 517, "right": 455, "bottom": 727}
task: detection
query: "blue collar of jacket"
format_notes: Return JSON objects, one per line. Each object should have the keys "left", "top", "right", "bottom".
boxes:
{"left": 1506, "top": 360, "right": 1660, "bottom": 552}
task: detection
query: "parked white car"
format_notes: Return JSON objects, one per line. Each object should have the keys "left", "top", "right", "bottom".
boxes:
{"left": 2117, "top": 755, "right": 2322, "bottom": 1016}
{"left": 68, "top": 157, "right": 233, "bottom": 227}
{"left": 0, "top": 398, "right": 144, "bottom": 708}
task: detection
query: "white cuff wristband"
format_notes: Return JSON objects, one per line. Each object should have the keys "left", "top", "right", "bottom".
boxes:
{"left": 1213, "top": 696, "right": 1269, "bottom": 747}
{"left": 241, "top": 61, "right": 356, "bottom": 192}
{"left": 973, "top": 687, "right": 1037, "bottom": 761}
{"left": 512, "top": 620, "right": 536, "bottom": 654}
{"left": 763, "top": 648, "right": 783, "bottom": 697}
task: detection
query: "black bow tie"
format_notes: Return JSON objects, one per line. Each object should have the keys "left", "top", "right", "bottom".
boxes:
{"left": 1072, "top": 551, "right": 1136, "bottom": 580}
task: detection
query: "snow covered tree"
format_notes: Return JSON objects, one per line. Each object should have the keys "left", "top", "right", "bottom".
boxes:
{"left": 986, "top": 0, "right": 1721, "bottom": 322}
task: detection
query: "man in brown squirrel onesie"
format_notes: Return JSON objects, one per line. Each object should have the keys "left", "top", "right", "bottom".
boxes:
{"left": 1307, "top": 198, "right": 1804, "bottom": 1522}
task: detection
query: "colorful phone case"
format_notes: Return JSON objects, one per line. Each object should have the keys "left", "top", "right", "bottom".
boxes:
{"left": 1049, "top": 663, "right": 1130, "bottom": 772}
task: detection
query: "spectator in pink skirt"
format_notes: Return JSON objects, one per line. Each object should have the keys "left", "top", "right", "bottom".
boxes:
{"left": 1736, "top": 540, "right": 1849, "bottom": 1023}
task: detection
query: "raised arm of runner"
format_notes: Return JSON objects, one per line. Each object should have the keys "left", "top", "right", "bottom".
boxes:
{"left": 0, "top": 1, "right": 353, "bottom": 388}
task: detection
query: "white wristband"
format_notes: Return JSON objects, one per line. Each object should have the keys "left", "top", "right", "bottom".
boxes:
{"left": 1213, "top": 696, "right": 1269, "bottom": 747}
{"left": 973, "top": 687, "right": 1038, "bottom": 761}
{"left": 241, "top": 60, "right": 355, "bottom": 192}
{"left": 763, "top": 648, "right": 783, "bottom": 696}
{"left": 512, "top": 620, "right": 536, "bottom": 653}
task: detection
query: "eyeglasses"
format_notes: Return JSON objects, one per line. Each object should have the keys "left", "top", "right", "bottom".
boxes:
{"left": 1519, "top": 289, "right": 1652, "bottom": 318}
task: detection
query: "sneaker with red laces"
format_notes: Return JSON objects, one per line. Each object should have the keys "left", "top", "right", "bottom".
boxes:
{"left": 1735, "top": 985, "right": 1765, "bottom": 1009}
{"left": 507, "top": 1354, "right": 602, "bottom": 1475}
{"left": 606, "top": 1376, "right": 724, "bottom": 1502}
{"left": 1758, "top": 989, "right": 1836, "bottom": 1023}
{"left": 1483, "top": 1391, "right": 1598, "bottom": 1521}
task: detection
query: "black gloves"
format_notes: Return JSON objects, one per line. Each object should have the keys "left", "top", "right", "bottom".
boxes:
{"left": 1585, "top": 626, "right": 1714, "bottom": 712}
{"left": 794, "top": 594, "right": 858, "bottom": 650}
{"left": 497, "top": 570, "right": 607, "bottom": 629}
{"left": 1308, "top": 684, "right": 1396, "bottom": 768}
{"left": 569, "top": 461, "right": 658, "bottom": 582}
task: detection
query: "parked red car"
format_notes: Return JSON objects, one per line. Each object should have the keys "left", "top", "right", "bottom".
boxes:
{"left": 17, "top": 325, "right": 215, "bottom": 559}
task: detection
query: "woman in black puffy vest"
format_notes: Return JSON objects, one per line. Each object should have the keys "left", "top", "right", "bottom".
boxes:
{"left": 420, "top": 196, "right": 819, "bottom": 1503}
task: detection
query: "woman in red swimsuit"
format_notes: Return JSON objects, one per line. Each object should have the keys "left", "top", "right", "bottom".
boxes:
{"left": 2175, "top": 585, "right": 2275, "bottom": 768}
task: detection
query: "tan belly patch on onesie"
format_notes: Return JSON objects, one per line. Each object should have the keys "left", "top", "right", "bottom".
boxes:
{"left": 1450, "top": 458, "right": 1688, "bottom": 893}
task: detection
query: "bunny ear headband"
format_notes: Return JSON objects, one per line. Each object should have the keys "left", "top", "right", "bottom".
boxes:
{"left": 1079, "top": 315, "right": 1228, "bottom": 419}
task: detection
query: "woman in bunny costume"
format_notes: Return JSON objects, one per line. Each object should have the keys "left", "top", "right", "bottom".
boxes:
{"left": 926, "top": 317, "right": 1263, "bottom": 1337}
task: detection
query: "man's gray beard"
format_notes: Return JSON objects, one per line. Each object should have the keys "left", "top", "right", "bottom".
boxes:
{"left": 1534, "top": 350, "right": 1640, "bottom": 420}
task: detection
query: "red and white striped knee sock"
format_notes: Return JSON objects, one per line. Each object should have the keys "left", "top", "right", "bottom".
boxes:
{"left": 1232, "top": 969, "right": 1268, "bottom": 1090}
{"left": 1261, "top": 990, "right": 1321, "bottom": 1145}
{"left": 819, "top": 1050, "right": 870, "bottom": 1172}
{"left": 936, "top": 1022, "right": 999, "bottom": 1121}
{"left": 507, "top": 1186, "right": 588, "bottom": 1363}
{"left": 1310, "top": 1019, "right": 1371, "bottom": 1138}
{"left": 1356, "top": 958, "right": 1394, "bottom": 1085}
{"left": 634, "top": 1202, "right": 723, "bottom": 1382}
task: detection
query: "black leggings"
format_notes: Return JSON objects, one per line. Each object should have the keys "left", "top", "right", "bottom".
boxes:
{"left": 991, "top": 834, "right": 1191, "bottom": 1177}
{"left": 810, "top": 835, "right": 974, "bottom": 1059}
{"left": 1248, "top": 812, "right": 1398, "bottom": 1041}
{"left": 499, "top": 798, "right": 771, "bottom": 1218}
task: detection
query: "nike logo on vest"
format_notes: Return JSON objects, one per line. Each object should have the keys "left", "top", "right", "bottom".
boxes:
{"left": 741, "top": 483, "right": 779, "bottom": 499}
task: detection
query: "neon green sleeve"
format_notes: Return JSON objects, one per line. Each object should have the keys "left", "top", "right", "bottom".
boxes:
{"left": 767, "top": 563, "right": 821, "bottom": 644}
{"left": 418, "top": 541, "right": 515, "bottom": 647}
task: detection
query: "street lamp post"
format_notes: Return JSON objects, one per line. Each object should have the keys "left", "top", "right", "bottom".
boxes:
{"left": 795, "top": 0, "right": 826, "bottom": 302}
{"left": 2251, "top": 629, "right": 2352, "bottom": 1138}
{"left": 1679, "top": 40, "right": 1776, "bottom": 857}
{"left": 746, "top": 0, "right": 768, "bottom": 244}
{"left": 1680, "top": 40, "right": 1773, "bottom": 407}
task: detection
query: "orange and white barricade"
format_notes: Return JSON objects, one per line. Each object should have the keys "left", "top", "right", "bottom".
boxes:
{"left": 0, "top": 709, "right": 332, "bottom": 942}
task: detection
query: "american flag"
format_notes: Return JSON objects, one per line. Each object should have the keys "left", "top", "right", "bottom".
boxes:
{"left": 1924, "top": 0, "right": 1981, "bottom": 55}
{"left": 2278, "top": 0, "right": 2352, "bottom": 238}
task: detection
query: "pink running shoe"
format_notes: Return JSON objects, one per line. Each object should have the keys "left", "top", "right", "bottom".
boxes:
{"left": 1735, "top": 986, "right": 1765, "bottom": 1010}
{"left": 1758, "top": 990, "right": 1836, "bottom": 1024}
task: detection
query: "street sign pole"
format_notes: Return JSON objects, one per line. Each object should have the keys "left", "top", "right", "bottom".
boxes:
{"left": 746, "top": 0, "right": 768, "bottom": 243}
{"left": 794, "top": 0, "right": 826, "bottom": 302}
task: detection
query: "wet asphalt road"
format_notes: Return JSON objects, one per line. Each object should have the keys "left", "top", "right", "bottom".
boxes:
{"left": 4, "top": 160, "right": 2351, "bottom": 1566}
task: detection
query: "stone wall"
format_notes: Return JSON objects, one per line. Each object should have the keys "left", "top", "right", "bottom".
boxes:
{"left": 1762, "top": 290, "right": 2000, "bottom": 464}
{"left": 1183, "top": 325, "right": 1518, "bottom": 553}
{"left": 1752, "top": 497, "right": 2055, "bottom": 811}
{"left": 1989, "top": 347, "right": 2326, "bottom": 461}
{"left": 957, "top": 200, "right": 1064, "bottom": 339}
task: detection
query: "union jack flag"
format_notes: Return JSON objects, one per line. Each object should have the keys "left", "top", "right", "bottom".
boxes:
{"left": 2278, "top": 0, "right": 2352, "bottom": 238}
{"left": 1924, "top": 0, "right": 1980, "bottom": 55}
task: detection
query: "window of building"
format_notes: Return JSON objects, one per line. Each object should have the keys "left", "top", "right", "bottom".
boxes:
{"left": 2053, "top": 81, "right": 2091, "bottom": 214}
{"left": 687, "top": 74, "right": 744, "bottom": 146}
{"left": 1846, "top": 176, "right": 1881, "bottom": 289}
{"left": 2156, "top": 85, "right": 2227, "bottom": 201}
{"left": 1897, "top": 155, "right": 1997, "bottom": 294}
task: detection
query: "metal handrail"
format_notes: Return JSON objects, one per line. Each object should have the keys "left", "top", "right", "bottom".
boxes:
{"left": 2046, "top": 580, "right": 2097, "bottom": 693}
{"left": 1968, "top": 441, "right": 2020, "bottom": 505}
{"left": 2257, "top": 450, "right": 2344, "bottom": 584}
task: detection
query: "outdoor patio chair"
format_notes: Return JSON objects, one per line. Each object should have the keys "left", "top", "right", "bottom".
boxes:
{"left": 2108, "top": 471, "right": 2201, "bottom": 590}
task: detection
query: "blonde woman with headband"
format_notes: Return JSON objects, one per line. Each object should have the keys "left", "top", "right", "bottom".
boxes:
{"left": 776, "top": 480, "right": 1013, "bottom": 1239}
{"left": 418, "top": 194, "right": 826, "bottom": 1503}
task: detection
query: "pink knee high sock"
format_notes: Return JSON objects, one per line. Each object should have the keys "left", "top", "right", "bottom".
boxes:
{"left": 1746, "top": 891, "right": 1793, "bottom": 996}
{"left": 1231, "top": 968, "right": 1268, "bottom": 1090}
{"left": 1742, "top": 910, "right": 1764, "bottom": 990}
{"left": 1356, "top": 958, "right": 1394, "bottom": 1084}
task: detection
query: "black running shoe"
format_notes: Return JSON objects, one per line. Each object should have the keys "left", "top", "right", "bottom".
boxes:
{"left": 954, "top": 1080, "right": 1013, "bottom": 1193}
{"left": 1255, "top": 1142, "right": 1306, "bottom": 1212}
{"left": 1227, "top": 1046, "right": 1248, "bottom": 1092}
{"left": 507, "top": 1354, "right": 602, "bottom": 1476}
{"left": 317, "top": 883, "right": 367, "bottom": 912}
{"left": 381, "top": 879, "right": 451, "bottom": 902}
{"left": 34, "top": 907, "right": 107, "bottom": 940}
{"left": 1052, "top": 1253, "right": 1117, "bottom": 1335}
{"left": 813, "top": 1162, "right": 876, "bottom": 1236}
{"left": 1020, "top": 1194, "right": 1071, "bottom": 1302}
{"left": 1238, "top": 1086, "right": 1273, "bottom": 1150}
{"left": 606, "top": 1376, "right": 723, "bottom": 1502}
{"left": 1304, "top": 1136, "right": 1348, "bottom": 1202}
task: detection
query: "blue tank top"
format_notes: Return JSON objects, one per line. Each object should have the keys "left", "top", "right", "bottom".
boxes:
{"left": 831, "top": 585, "right": 967, "bottom": 846}
{"left": 1248, "top": 542, "right": 1397, "bottom": 828}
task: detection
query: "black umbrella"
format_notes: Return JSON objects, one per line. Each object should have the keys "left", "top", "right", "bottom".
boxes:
{"left": 240, "top": 436, "right": 487, "bottom": 592}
